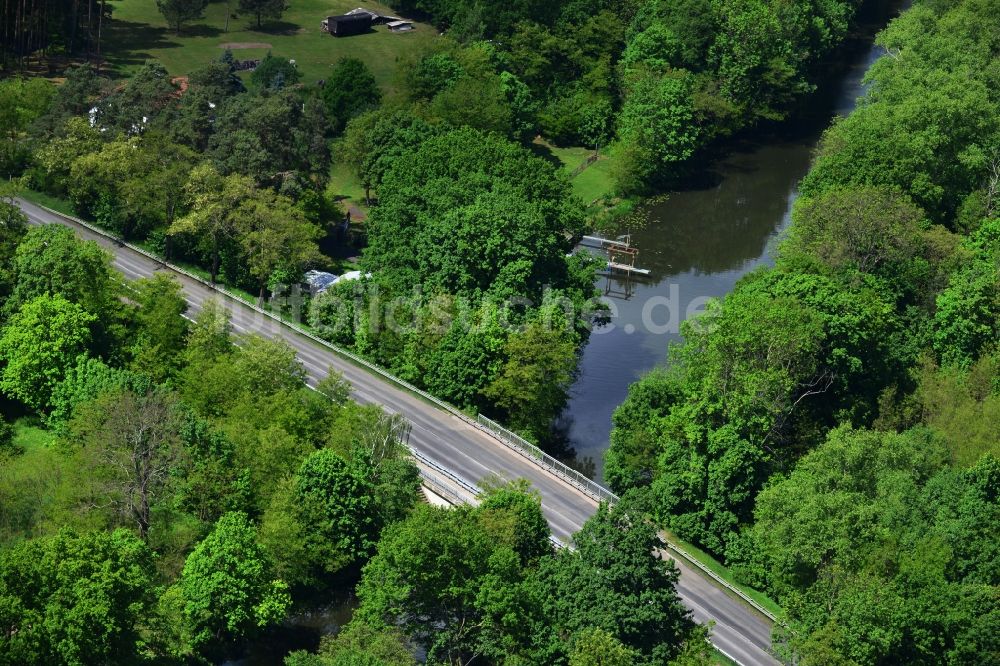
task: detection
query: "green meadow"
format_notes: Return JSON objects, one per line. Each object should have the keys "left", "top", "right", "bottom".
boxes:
{"left": 103, "top": 0, "right": 437, "bottom": 92}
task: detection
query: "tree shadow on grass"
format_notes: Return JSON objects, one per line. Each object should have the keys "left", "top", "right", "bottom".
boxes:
{"left": 253, "top": 19, "right": 303, "bottom": 36}
{"left": 177, "top": 24, "right": 225, "bottom": 38}
{"left": 525, "top": 139, "right": 566, "bottom": 170}
{"left": 102, "top": 19, "right": 179, "bottom": 73}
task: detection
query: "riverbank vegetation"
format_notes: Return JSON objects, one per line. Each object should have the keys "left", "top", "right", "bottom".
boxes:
{"left": 608, "top": 0, "right": 1000, "bottom": 661}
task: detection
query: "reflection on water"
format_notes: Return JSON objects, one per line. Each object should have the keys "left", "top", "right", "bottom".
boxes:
{"left": 561, "top": 0, "right": 902, "bottom": 481}
{"left": 222, "top": 598, "right": 355, "bottom": 666}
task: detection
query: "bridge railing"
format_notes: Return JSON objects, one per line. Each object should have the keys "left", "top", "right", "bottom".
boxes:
{"left": 476, "top": 414, "right": 619, "bottom": 505}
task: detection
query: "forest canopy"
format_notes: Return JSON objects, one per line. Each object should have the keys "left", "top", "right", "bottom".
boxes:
{"left": 608, "top": 0, "right": 1000, "bottom": 661}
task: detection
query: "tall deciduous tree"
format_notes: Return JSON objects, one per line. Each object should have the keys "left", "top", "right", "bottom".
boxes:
{"left": 178, "top": 511, "right": 291, "bottom": 652}
{"left": 537, "top": 498, "right": 695, "bottom": 665}
{"left": 485, "top": 317, "right": 578, "bottom": 439}
{"left": 0, "top": 194, "right": 27, "bottom": 304}
{"left": 170, "top": 163, "right": 254, "bottom": 284}
{"left": 362, "top": 126, "right": 587, "bottom": 302}
{"left": 0, "top": 294, "right": 95, "bottom": 410}
{"left": 356, "top": 493, "right": 552, "bottom": 663}
{"left": 130, "top": 273, "right": 190, "bottom": 382}
{"left": 4, "top": 224, "right": 118, "bottom": 322}
{"left": 233, "top": 188, "right": 322, "bottom": 304}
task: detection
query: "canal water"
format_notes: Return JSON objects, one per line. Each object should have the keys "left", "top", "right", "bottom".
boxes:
{"left": 561, "top": 0, "right": 904, "bottom": 482}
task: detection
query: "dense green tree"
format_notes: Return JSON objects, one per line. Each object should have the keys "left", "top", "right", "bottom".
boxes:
{"left": 427, "top": 73, "right": 515, "bottom": 137}
{"left": 183, "top": 298, "right": 233, "bottom": 364}
{"left": 914, "top": 352, "right": 1000, "bottom": 467}
{"left": 339, "top": 110, "right": 440, "bottom": 203}
{"left": 0, "top": 294, "right": 94, "bottom": 411}
{"left": 250, "top": 53, "right": 302, "bottom": 90}
{"left": 0, "top": 529, "right": 156, "bottom": 665}
{"left": 933, "top": 258, "right": 1000, "bottom": 369}
{"left": 568, "top": 627, "right": 640, "bottom": 666}
{"left": 233, "top": 187, "right": 322, "bottom": 303}
{"left": 0, "top": 195, "right": 27, "bottom": 303}
{"left": 0, "top": 77, "right": 53, "bottom": 176}
{"left": 782, "top": 187, "right": 929, "bottom": 277}
{"left": 799, "top": 2, "right": 999, "bottom": 224}
{"left": 407, "top": 51, "right": 464, "bottom": 100}
{"left": 4, "top": 224, "right": 118, "bottom": 323}
{"left": 209, "top": 89, "right": 330, "bottom": 184}
{"left": 322, "top": 59, "right": 382, "bottom": 135}
{"left": 356, "top": 494, "right": 551, "bottom": 663}
{"left": 30, "top": 117, "right": 102, "bottom": 196}
{"left": 170, "top": 163, "right": 254, "bottom": 284}
{"left": 732, "top": 427, "right": 999, "bottom": 664}
{"left": 615, "top": 70, "right": 698, "bottom": 189}
{"left": 177, "top": 511, "right": 291, "bottom": 652}
{"left": 293, "top": 448, "right": 378, "bottom": 572}
{"left": 286, "top": 621, "right": 417, "bottom": 666}
{"left": 239, "top": 0, "right": 287, "bottom": 27}
{"left": 46, "top": 356, "right": 151, "bottom": 429}
{"left": 710, "top": 0, "right": 806, "bottom": 121}
{"left": 605, "top": 368, "right": 679, "bottom": 493}
{"left": 96, "top": 62, "right": 177, "bottom": 134}
{"left": 156, "top": 0, "right": 206, "bottom": 33}
{"left": 611, "top": 269, "right": 901, "bottom": 553}
{"left": 362, "top": 127, "right": 587, "bottom": 302}
{"left": 175, "top": 415, "right": 253, "bottom": 525}
{"left": 538, "top": 86, "right": 613, "bottom": 149}
{"left": 536, "top": 498, "right": 695, "bottom": 664}
{"left": 485, "top": 317, "right": 578, "bottom": 439}
{"left": 130, "top": 273, "right": 189, "bottom": 382}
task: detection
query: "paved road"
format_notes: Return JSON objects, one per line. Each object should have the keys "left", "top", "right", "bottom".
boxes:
{"left": 17, "top": 199, "right": 780, "bottom": 666}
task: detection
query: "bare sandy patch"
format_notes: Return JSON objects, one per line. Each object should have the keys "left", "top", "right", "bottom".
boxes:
{"left": 218, "top": 42, "right": 272, "bottom": 49}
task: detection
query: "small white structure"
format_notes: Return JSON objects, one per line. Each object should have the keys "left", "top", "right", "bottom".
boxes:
{"left": 333, "top": 270, "right": 370, "bottom": 284}
{"left": 345, "top": 7, "right": 380, "bottom": 19}
{"left": 387, "top": 20, "right": 413, "bottom": 31}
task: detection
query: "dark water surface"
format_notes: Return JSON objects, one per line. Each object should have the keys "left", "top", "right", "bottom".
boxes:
{"left": 561, "top": 0, "right": 903, "bottom": 481}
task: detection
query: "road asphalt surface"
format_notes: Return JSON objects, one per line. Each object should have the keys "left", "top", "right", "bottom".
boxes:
{"left": 17, "top": 198, "right": 780, "bottom": 666}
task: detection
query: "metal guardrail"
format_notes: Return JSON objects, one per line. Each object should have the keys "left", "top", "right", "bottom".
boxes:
{"left": 410, "top": 447, "right": 481, "bottom": 500}
{"left": 29, "top": 201, "right": 777, "bottom": 626}
{"left": 661, "top": 538, "right": 778, "bottom": 624}
{"left": 477, "top": 414, "right": 619, "bottom": 504}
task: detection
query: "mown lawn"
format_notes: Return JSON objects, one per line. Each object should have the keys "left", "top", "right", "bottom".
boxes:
{"left": 532, "top": 139, "right": 616, "bottom": 204}
{"left": 103, "top": 0, "right": 437, "bottom": 94}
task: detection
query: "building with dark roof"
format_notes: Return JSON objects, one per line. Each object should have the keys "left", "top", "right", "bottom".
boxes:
{"left": 322, "top": 13, "right": 372, "bottom": 36}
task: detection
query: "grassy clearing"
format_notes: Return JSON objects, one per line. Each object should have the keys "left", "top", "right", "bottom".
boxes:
{"left": 531, "top": 139, "right": 616, "bottom": 205}
{"left": 13, "top": 418, "right": 55, "bottom": 452}
{"left": 570, "top": 156, "right": 614, "bottom": 205}
{"left": 664, "top": 527, "right": 784, "bottom": 620}
{"left": 104, "top": 0, "right": 437, "bottom": 94}
{"left": 326, "top": 159, "right": 368, "bottom": 213}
